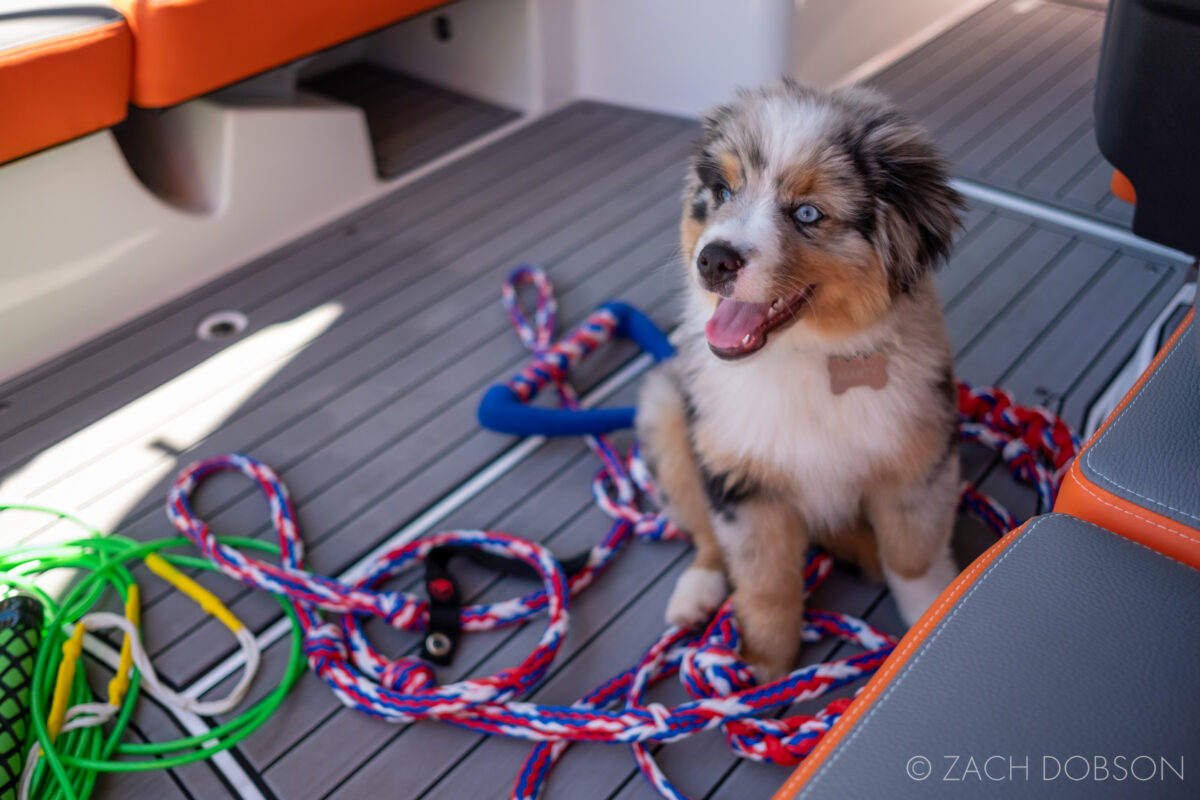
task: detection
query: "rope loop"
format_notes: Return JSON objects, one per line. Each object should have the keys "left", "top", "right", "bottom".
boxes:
{"left": 680, "top": 615, "right": 756, "bottom": 700}
{"left": 502, "top": 264, "right": 558, "bottom": 353}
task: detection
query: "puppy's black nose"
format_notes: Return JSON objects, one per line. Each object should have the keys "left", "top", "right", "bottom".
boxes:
{"left": 697, "top": 242, "right": 745, "bottom": 285}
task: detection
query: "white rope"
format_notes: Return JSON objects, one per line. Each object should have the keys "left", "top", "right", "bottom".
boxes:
{"left": 75, "top": 612, "right": 260, "bottom": 716}
{"left": 17, "top": 613, "right": 260, "bottom": 800}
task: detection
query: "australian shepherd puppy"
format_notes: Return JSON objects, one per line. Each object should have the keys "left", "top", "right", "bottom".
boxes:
{"left": 637, "top": 80, "right": 965, "bottom": 680}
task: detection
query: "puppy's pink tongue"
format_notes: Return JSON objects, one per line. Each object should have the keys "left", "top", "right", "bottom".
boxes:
{"left": 704, "top": 299, "right": 771, "bottom": 350}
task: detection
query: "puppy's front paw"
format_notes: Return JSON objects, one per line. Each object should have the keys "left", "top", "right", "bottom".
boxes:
{"left": 731, "top": 591, "right": 803, "bottom": 684}
{"left": 665, "top": 567, "right": 727, "bottom": 628}
{"left": 741, "top": 645, "right": 794, "bottom": 685}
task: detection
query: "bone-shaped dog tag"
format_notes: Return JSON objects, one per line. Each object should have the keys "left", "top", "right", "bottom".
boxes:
{"left": 827, "top": 352, "right": 889, "bottom": 395}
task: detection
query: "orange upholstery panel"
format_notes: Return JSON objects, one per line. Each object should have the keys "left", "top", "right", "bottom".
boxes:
{"left": 1111, "top": 168, "right": 1136, "bottom": 204}
{"left": 1054, "top": 310, "right": 1200, "bottom": 570}
{"left": 0, "top": 17, "right": 131, "bottom": 164}
{"left": 772, "top": 520, "right": 1033, "bottom": 799}
{"left": 112, "top": 0, "right": 452, "bottom": 108}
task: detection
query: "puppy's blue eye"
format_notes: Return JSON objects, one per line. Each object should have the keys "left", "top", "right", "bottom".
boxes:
{"left": 794, "top": 204, "right": 822, "bottom": 224}
{"left": 716, "top": 185, "right": 732, "bottom": 204}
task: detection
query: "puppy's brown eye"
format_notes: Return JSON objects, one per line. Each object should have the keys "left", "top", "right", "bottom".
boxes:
{"left": 793, "top": 204, "right": 822, "bottom": 224}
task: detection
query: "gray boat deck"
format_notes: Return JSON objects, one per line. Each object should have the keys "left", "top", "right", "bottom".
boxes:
{"left": 867, "top": 0, "right": 1131, "bottom": 226}
{"left": 0, "top": 1, "right": 1191, "bottom": 797}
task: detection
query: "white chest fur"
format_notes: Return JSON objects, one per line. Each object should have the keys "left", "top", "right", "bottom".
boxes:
{"left": 690, "top": 341, "right": 921, "bottom": 532}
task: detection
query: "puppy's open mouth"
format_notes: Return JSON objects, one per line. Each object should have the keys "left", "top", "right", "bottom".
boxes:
{"left": 704, "top": 285, "right": 814, "bottom": 360}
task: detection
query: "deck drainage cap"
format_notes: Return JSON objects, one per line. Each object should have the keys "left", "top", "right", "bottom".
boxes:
{"left": 197, "top": 310, "right": 249, "bottom": 341}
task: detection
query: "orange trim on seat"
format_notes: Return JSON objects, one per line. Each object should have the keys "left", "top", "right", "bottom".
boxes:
{"left": 1110, "top": 169, "right": 1136, "bottom": 204}
{"left": 0, "top": 20, "right": 131, "bottom": 165}
{"left": 1053, "top": 310, "right": 1200, "bottom": 569}
{"left": 772, "top": 520, "right": 1034, "bottom": 800}
{"left": 112, "top": 0, "right": 452, "bottom": 108}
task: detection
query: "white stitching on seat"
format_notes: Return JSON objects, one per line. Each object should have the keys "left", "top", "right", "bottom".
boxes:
{"left": 1085, "top": 323, "right": 1200, "bottom": 524}
{"left": 796, "top": 518, "right": 1046, "bottom": 797}
{"left": 1071, "top": 470, "right": 1200, "bottom": 547}
{"left": 794, "top": 516, "right": 1200, "bottom": 798}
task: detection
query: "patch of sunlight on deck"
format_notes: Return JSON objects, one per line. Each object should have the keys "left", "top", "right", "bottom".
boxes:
{"left": 0, "top": 303, "right": 343, "bottom": 551}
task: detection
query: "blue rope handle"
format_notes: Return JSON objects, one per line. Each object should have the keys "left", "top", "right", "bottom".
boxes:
{"left": 477, "top": 268, "right": 675, "bottom": 437}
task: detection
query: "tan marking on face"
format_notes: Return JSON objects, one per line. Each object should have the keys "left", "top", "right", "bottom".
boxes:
{"left": 779, "top": 164, "right": 821, "bottom": 200}
{"left": 718, "top": 152, "right": 745, "bottom": 191}
{"left": 780, "top": 160, "right": 870, "bottom": 224}
{"left": 781, "top": 243, "right": 891, "bottom": 337}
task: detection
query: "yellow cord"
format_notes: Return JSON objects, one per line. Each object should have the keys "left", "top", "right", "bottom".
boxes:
{"left": 143, "top": 553, "right": 244, "bottom": 633}
{"left": 107, "top": 585, "right": 140, "bottom": 706}
{"left": 47, "top": 624, "right": 86, "bottom": 742}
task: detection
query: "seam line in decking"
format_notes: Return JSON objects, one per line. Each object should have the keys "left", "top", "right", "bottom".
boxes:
{"left": 983, "top": 251, "right": 1124, "bottom": 385}
{"left": 946, "top": 23, "right": 1100, "bottom": 159}
{"left": 128, "top": 191, "right": 680, "bottom": 584}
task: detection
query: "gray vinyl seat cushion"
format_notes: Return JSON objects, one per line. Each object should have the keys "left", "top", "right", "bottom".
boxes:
{"left": 784, "top": 513, "right": 1200, "bottom": 799}
{"left": 1079, "top": 318, "right": 1200, "bottom": 528}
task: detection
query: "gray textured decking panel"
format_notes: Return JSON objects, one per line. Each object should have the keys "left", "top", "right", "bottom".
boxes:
{"left": 867, "top": 0, "right": 1132, "bottom": 227}
{"left": 2, "top": 78, "right": 1188, "bottom": 800}
{"left": 302, "top": 64, "right": 521, "bottom": 178}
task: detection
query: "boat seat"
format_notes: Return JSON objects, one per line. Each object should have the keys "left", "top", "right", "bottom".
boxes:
{"left": 0, "top": 1, "right": 131, "bottom": 165}
{"left": 773, "top": 513, "right": 1200, "bottom": 799}
{"left": 110, "top": 0, "right": 455, "bottom": 108}
{"left": 1055, "top": 311, "right": 1200, "bottom": 570}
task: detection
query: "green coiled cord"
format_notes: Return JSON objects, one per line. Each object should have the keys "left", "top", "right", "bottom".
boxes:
{"left": 0, "top": 503, "right": 305, "bottom": 800}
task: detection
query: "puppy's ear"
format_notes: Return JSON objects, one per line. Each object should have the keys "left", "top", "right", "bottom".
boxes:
{"left": 844, "top": 105, "right": 964, "bottom": 295}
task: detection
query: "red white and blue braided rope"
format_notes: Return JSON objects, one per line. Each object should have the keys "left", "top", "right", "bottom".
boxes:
{"left": 167, "top": 266, "right": 1078, "bottom": 800}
